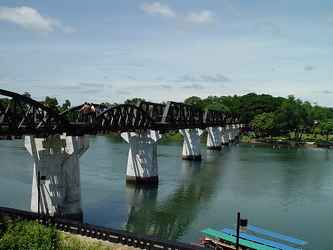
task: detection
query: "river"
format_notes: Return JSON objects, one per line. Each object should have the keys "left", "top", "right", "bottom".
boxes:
{"left": 0, "top": 135, "right": 332, "bottom": 249}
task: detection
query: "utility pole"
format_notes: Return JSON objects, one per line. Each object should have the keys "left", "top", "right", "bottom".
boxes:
{"left": 37, "top": 170, "right": 41, "bottom": 216}
{"left": 236, "top": 212, "right": 240, "bottom": 250}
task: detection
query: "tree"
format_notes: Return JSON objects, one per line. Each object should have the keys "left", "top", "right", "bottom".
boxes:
{"left": 238, "top": 93, "right": 285, "bottom": 124}
{"left": 44, "top": 96, "right": 59, "bottom": 111}
{"left": 100, "top": 102, "right": 116, "bottom": 107}
{"left": 205, "top": 102, "right": 230, "bottom": 113}
{"left": 251, "top": 112, "right": 276, "bottom": 138}
{"left": 312, "top": 105, "right": 333, "bottom": 121}
{"left": 319, "top": 119, "right": 333, "bottom": 141}
{"left": 125, "top": 98, "right": 145, "bottom": 105}
{"left": 184, "top": 96, "right": 204, "bottom": 110}
{"left": 60, "top": 99, "right": 71, "bottom": 112}
{"left": 273, "top": 96, "right": 314, "bottom": 142}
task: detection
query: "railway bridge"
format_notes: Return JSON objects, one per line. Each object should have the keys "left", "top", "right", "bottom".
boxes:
{"left": 0, "top": 89, "right": 242, "bottom": 220}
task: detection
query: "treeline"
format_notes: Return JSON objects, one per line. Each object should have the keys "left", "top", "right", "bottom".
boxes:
{"left": 184, "top": 93, "right": 333, "bottom": 142}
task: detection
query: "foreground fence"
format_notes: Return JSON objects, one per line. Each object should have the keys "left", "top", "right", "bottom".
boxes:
{"left": 0, "top": 207, "right": 204, "bottom": 250}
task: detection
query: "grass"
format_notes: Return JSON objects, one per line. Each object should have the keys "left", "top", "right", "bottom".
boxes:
{"left": 0, "top": 220, "right": 58, "bottom": 250}
{"left": 0, "top": 219, "right": 136, "bottom": 250}
{"left": 59, "top": 232, "right": 115, "bottom": 250}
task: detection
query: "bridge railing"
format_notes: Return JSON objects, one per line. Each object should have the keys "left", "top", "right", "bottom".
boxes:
{"left": 0, "top": 206, "right": 205, "bottom": 250}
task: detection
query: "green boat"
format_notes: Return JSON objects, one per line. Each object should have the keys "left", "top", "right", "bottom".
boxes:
{"left": 200, "top": 226, "right": 307, "bottom": 250}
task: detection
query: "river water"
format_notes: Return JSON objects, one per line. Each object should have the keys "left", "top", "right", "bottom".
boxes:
{"left": 0, "top": 136, "right": 332, "bottom": 249}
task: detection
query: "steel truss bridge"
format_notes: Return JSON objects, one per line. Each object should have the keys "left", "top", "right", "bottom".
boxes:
{"left": 0, "top": 89, "right": 239, "bottom": 137}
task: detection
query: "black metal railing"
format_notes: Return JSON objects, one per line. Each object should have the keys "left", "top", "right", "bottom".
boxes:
{"left": 0, "top": 206, "right": 205, "bottom": 250}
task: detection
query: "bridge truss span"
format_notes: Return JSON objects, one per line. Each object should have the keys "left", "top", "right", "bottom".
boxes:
{"left": 0, "top": 89, "right": 240, "bottom": 136}
{"left": 93, "top": 104, "right": 155, "bottom": 133}
{"left": 0, "top": 89, "right": 73, "bottom": 137}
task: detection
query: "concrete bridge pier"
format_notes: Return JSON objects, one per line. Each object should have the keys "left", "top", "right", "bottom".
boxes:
{"left": 234, "top": 124, "right": 240, "bottom": 142}
{"left": 179, "top": 128, "right": 203, "bottom": 161}
{"left": 227, "top": 125, "right": 235, "bottom": 143}
{"left": 220, "top": 127, "right": 230, "bottom": 145}
{"left": 25, "top": 135, "right": 89, "bottom": 221}
{"left": 206, "top": 127, "right": 222, "bottom": 150}
{"left": 121, "top": 130, "right": 161, "bottom": 185}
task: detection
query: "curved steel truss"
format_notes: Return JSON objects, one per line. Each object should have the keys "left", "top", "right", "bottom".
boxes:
{"left": 0, "top": 89, "right": 72, "bottom": 137}
{"left": 0, "top": 89, "right": 239, "bottom": 136}
{"left": 94, "top": 104, "right": 154, "bottom": 133}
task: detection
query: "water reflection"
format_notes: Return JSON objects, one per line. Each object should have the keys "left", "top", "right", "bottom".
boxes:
{"left": 125, "top": 152, "right": 223, "bottom": 240}
{"left": 1, "top": 139, "right": 333, "bottom": 249}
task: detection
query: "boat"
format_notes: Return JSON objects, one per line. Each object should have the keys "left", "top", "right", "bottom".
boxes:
{"left": 200, "top": 225, "right": 307, "bottom": 250}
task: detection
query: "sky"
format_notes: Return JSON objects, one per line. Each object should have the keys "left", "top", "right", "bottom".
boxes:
{"left": 0, "top": 0, "right": 333, "bottom": 106}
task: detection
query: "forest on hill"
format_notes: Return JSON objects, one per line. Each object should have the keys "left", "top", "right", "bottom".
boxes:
{"left": 183, "top": 93, "right": 333, "bottom": 141}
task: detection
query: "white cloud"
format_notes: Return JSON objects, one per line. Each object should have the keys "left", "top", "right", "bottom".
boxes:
{"left": 0, "top": 6, "right": 75, "bottom": 33}
{"left": 186, "top": 10, "right": 214, "bottom": 24}
{"left": 141, "top": 2, "right": 176, "bottom": 18}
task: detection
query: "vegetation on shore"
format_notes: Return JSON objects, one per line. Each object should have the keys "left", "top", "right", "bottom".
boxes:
{"left": 183, "top": 94, "right": 333, "bottom": 144}
{"left": 240, "top": 132, "right": 333, "bottom": 145}
{"left": 0, "top": 219, "right": 133, "bottom": 250}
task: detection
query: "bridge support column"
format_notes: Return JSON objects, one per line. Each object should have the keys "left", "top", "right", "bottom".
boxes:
{"left": 180, "top": 129, "right": 203, "bottom": 161}
{"left": 25, "top": 135, "right": 89, "bottom": 220}
{"left": 220, "top": 127, "right": 230, "bottom": 145}
{"left": 227, "top": 125, "right": 235, "bottom": 143}
{"left": 234, "top": 124, "right": 240, "bottom": 142}
{"left": 121, "top": 130, "right": 161, "bottom": 185}
{"left": 206, "top": 127, "right": 222, "bottom": 150}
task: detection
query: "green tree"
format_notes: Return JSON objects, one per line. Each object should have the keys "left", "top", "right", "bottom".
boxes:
{"left": 43, "top": 96, "right": 59, "bottom": 111}
{"left": 238, "top": 93, "right": 285, "bottom": 124}
{"left": 319, "top": 119, "right": 333, "bottom": 141}
{"left": 60, "top": 99, "right": 71, "bottom": 112}
{"left": 184, "top": 96, "right": 204, "bottom": 110}
{"left": 312, "top": 105, "right": 333, "bottom": 121}
{"left": 125, "top": 98, "right": 145, "bottom": 105}
{"left": 251, "top": 112, "right": 276, "bottom": 138}
{"left": 274, "top": 96, "right": 313, "bottom": 142}
{"left": 205, "top": 102, "right": 230, "bottom": 113}
{"left": 100, "top": 102, "right": 116, "bottom": 107}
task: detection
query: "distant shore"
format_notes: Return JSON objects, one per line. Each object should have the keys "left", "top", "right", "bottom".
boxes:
{"left": 1, "top": 133, "right": 332, "bottom": 149}
{"left": 240, "top": 137, "right": 333, "bottom": 149}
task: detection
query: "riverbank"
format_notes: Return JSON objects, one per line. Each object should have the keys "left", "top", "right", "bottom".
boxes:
{"left": 107, "top": 131, "right": 333, "bottom": 148}
{"left": 0, "top": 219, "right": 138, "bottom": 250}
{"left": 60, "top": 231, "right": 137, "bottom": 250}
{"left": 240, "top": 135, "right": 333, "bottom": 148}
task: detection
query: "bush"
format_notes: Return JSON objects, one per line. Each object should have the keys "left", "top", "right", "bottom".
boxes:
{"left": 0, "top": 220, "right": 58, "bottom": 250}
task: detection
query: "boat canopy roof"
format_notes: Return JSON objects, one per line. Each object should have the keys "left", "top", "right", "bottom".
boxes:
{"left": 247, "top": 225, "right": 307, "bottom": 246}
{"left": 202, "top": 228, "right": 277, "bottom": 250}
{"left": 222, "top": 228, "right": 301, "bottom": 250}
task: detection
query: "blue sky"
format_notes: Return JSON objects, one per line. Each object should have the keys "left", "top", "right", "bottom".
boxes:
{"left": 0, "top": 0, "right": 333, "bottom": 106}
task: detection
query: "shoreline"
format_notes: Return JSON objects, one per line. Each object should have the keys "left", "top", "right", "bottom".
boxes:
{"left": 240, "top": 138, "right": 333, "bottom": 148}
